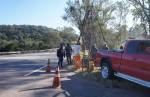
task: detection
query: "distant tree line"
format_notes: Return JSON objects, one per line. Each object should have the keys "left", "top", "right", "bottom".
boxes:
{"left": 0, "top": 25, "right": 78, "bottom": 52}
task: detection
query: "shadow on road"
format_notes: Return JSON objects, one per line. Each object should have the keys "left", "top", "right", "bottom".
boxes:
{"left": 0, "top": 57, "right": 149, "bottom": 97}
{"left": 60, "top": 70, "right": 150, "bottom": 97}
{"left": 0, "top": 59, "right": 49, "bottom": 90}
{"left": 19, "top": 86, "right": 51, "bottom": 92}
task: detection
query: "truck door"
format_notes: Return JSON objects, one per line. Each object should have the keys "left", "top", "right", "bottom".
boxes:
{"left": 121, "top": 41, "right": 150, "bottom": 81}
{"left": 134, "top": 41, "right": 150, "bottom": 81}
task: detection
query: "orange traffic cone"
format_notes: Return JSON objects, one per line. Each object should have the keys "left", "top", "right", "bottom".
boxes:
{"left": 52, "top": 66, "right": 61, "bottom": 88}
{"left": 46, "top": 59, "right": 51, "bottom": 73}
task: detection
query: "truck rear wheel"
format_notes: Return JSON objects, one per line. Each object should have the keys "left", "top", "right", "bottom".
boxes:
{"left": 101, "top": 61, "right": 114, "bottom": 79}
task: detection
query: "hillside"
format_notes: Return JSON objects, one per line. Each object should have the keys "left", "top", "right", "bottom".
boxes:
{"left": 0, "top": 25, "right": 77, "bottom": 52}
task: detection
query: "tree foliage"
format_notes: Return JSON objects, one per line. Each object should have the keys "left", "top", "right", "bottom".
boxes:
{"left": 64, "top": 0, "right": 131, "bottom": 49}
{"left": 64, "top": 0, "right": 117, "bottom": 48}
{"left": 128, "top": 0, "right": 150, "bottom": 37}
{"left": 0, "top": 25, "right": 77, "bottom": 52}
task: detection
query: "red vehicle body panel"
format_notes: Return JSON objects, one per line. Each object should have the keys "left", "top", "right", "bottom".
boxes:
{"left": 96, "top": 40, "right": 150, "bottom": 82}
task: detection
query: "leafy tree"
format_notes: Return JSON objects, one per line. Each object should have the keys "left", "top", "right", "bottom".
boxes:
{"left": 63, "top": 0, "right": 120, "bottom": 49}
{"left": 0, "top": 25, "right": 77, "bottom": 52}
{"left": 63, "top": 0, "right": 97, "bottom": 49}
{"left": 128, "top": 0, "right": 150, "bottom": 37}
{"left": 128, "top": 24, "right": 145, "bottom": 38}
{"left": 58, "top": 27, "right": 77, "bottom": 44}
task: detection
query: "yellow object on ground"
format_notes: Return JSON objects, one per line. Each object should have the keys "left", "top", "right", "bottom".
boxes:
{"left": 88, "top": 58, "right": 95, "bottom": 71}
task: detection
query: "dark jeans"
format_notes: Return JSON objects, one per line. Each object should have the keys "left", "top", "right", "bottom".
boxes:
{"left": 58, "top": 57, "right": 63, "bottom": 68}
{"left": 66, "top": 55, "right": 72, "bottom": 65}
{"left": 92, "top": 54, "right": 96, "bottom": 64}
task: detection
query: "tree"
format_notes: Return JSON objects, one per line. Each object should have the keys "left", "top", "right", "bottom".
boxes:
{"left": 93, "top": 0, "right": 116, "bottom": 47}
{"left": 128, "top": 24, "right": 145, "bottom": 39}
{"left": 0, "top": 25, "right": 77, "bottom": 52}
{"left": 128, "top": 0, "right": 150, "bottom": 38}
{"left": 64, "top": 0, "right": 117, "bottom": 49}
{"left": 64, "top": 0, "right": 135, "bottom": 49}
{"left": 63, "top": 0, "right": 94, "bottom": 48}
{"left": 58, "top": 27, "right": 78, "bottom": 44}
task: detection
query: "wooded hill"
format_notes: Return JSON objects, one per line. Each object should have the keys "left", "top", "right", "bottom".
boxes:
{"left": 0, "top": 25, "right": 77, "bottom": 52}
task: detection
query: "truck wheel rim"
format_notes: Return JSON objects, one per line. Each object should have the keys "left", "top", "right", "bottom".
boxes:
{"left": 101, "top": 66, "right": 108, "bottom": 78}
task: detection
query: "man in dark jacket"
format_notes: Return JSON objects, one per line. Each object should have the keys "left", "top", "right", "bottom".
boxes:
{"left": 90, "top": 45, "right": 97, "bottom": 63}
{"left": 65, "top": 43, "right": 72, "bottom": 65}
{"left": 57, "top": 44, "right": 65, "bottom": 68}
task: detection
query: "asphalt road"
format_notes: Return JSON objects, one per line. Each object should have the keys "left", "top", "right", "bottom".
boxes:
{"left": 0, "top": 52, "right": 149, "bottom": 97}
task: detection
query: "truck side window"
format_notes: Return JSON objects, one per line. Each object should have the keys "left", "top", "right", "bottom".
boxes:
{"left": 137, "top": 41, "right": 150, "bottom": 54}
{"left": 126, "top": 41, "right": 138, "bottom": 54}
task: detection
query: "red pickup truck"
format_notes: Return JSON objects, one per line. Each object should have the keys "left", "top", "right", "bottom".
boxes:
{"left": 96, "top": 40, "right": 150, "bottom": 88}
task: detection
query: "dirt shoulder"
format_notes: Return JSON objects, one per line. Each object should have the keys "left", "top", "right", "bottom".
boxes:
{"left": 66, "top": 66, "right": 150, "bottom": 97}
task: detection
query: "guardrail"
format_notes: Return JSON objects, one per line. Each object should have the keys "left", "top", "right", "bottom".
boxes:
{"left": 0, "top": 48, "right": 57, "bottom": 55}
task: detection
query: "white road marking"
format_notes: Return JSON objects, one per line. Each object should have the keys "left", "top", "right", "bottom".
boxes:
{"left": 24, "top": 65, "right": 47, "bottom": 76}
{"left": 65, "top": 91, "right": 70, "bottom": 96}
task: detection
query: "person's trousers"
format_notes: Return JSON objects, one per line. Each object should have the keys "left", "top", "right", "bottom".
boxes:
{"left": 58, "top": 57, "right": 63, "bottom": 67}
{"left": 67, "top": 56, "right": 72, "bottom": 65}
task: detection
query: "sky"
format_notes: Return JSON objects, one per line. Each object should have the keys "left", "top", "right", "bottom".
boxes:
{"left": 0, "top": 0, "right": 134, "bottom": 33}
{"left": 0, "top": 0, "right": 78, "bottom": 31}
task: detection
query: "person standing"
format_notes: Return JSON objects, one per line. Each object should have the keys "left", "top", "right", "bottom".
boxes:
{"left": 102, "top": 43, "right": 109, "bottom": 50}
{"left": 90, "top": 45, "right": 97, "bottom": 63}
{"left": 57, "top": 44, "right": 65, "bottom": 68}
{"left": 65, "top": 43, "right": 72, "bottom": 65}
